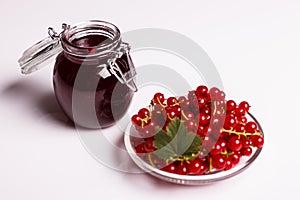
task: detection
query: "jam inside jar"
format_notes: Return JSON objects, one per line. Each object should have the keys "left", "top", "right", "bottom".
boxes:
{"left": 18, "top": 20, "right": 137, "bottom": 129}
{"left": 54, "top": 21, "right": 137, "bottom": 128}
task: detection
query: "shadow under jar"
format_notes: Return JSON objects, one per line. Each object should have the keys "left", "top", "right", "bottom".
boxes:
{"left": 19, "top": 20, "right": 137, "bottom": 129}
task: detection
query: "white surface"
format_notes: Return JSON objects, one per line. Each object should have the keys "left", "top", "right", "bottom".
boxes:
{"left": 1, "top": 0, "right": 300, "bottom": 199}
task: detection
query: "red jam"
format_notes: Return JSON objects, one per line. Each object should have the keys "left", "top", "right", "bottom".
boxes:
{"left": 53, "top": 33, "right": 135, "bottom": 128}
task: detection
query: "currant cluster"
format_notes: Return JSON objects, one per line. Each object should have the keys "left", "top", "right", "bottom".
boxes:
{"left": 130, "top": 85, "right": 264, "bottom": 176}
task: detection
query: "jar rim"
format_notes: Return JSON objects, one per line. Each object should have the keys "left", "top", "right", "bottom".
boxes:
{"left": 61, "top": 20, "right": 122, "bottom": 58}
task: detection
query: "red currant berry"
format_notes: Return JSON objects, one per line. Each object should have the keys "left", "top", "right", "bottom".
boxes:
{"left": 226, "top": 100, "right": 237, "bottom": 112}
{"left": 197, "top": 96, "right": 207, "bottom": 108}
{"left": 219, "top": 131, "right": 230, "bottom": 140}
{"left": 199, "top": 113, "right": 209, "bottom": 126}
{"left": 210, "top": 141, "right": 223, "bottom": 155}
{"left": 196, "top": 85, "right": 208, "bottom": 97}
{"left": 187, "top": 158, "right": 202, "bottom": 174}
{"left": 138, "top": 108, "right": 150, "bottom": 119}
{"left": 235, "top": 124, "right": 245, "bottom": 132}
{"left": 227, "top": 135, "right": 243, "bottom": 151}
{"left": 210, "top": 115, "right": 224, "bottom": 130}
{"left": 143, "top": 140, "right": 156, "bottom": 153}
{"left": 167, "top": 97, "right": 179, "bottom": 107}
{"left": 217, "top": 91, "right": 226, "bottom": 101}
{"left": 209, "top": 87, "right": 220, "bottom": 100}
{"left": 198, "top": 162, "right": 209, "bottom": 175}
{"left": 250, "top": 135, "right": 264, "bottom": 148}
{"left": 238, "top": 101, "right": 250, "bottom": 112}
{"left": 226, "top": 112, "right": 235, "bottom": 118}
{"left": 235, "top": 107, "right": 246, "bottom": 117}
{"left": 135, "top": 143, "right": 146, "bottom": 154}
{"left": 241, "top": 136, "right": 251, "bottom": 148}
{"left": 178, "top": 96, "right": 187, "bottom": 103}
{"left": 216, "top": 100, "right": 225, "bottom": 109}
{"left": 153, "top": 93, "right": 165, "bottom": 104}
{"left": 167, "top": 109, "right": 176, "bottom": 119}
{"left": 224, "top": 116, "right": 237, "bottom": 130}
{"left": 188, "top": 159, "right": 208, "bottom": 175}
{"left": 166, "top": 106, "right": 181, "bottom": 120}
{"left": 203, "top": 107, "right": 211, "bottom": 116}
{"left": 181, "top": 101, "right": 192, "bottom": 113}
{"left": 202, "top": 135, "right": 215, "bottom": 150}
{"left": 196, "top": 125, "right": 206, "bottom": 137}
{"left": 176, "top": 163, "right": 188, "bottom": 175}
{"left": 228, "top": 152, "right": 241, "bottom": 165}
{"left": 218, "top": 139, "right": 227, "bottom": 149}
{"left": 162, "top": 163, "right": 176, "bottom": 173}
{"left": 245, "top": 121, "right": 258, "bottom": 133}
{"left": 131, "top": 114, "right": 143, "bottom": 126}
{"left": 205, "top": 92, "right": 211, "bottom": 102}
{"left": 224, "top": 159, "right": 233, "bottom": 170}
{"left": 183, "top": 111, "right": 194, "bottom": 121}
{"left": 212, "top": 155, "right": 226, "bottom": 170}
{"left": 137, "top": 126, "right": 152, "bottom": 138}
{"left": 188, "top": 90, "right": 197, "bottom": 101}
{"left": 237, "top": 116, "right": 247, "bottom": 124}
{"left": 173, "top": 105, "right": 181, "bottom": 116}
{"left": 184, "top": 120, "right": 197, "bottom": 132}
{"left": 213, "top": 109, "right": 224, "bottom": 119}
{"left": 191, "top": 99, "right": 200, "bottom": 110}
{"left": 146, "top": 121, "right": 156, "bottom": 129}
{"left": 241, "top": 147, "right": 252, "bottom": 156}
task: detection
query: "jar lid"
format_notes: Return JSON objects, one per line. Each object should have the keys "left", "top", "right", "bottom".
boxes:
{"left": 18, "top": 26, "right": 66, "bottom": 74}
{"left": 18, "top": 22, "right": 137, "bottom": 92}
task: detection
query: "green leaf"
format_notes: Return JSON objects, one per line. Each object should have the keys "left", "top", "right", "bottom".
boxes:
{"left": 154, "top": 118, "right": 202, "bottom": 161}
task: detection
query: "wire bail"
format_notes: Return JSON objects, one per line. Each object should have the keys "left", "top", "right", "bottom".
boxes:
{"left": 108, "top": 42, "right": 137, "bottom": 92}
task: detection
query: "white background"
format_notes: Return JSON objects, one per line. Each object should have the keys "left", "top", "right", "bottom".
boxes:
{"left": 1, "top": 0, "right": 300, "bottom": 199}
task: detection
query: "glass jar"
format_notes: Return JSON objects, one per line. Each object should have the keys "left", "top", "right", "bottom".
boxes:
{"left": 18, "top": 20, "right": 137, "bottom": 128}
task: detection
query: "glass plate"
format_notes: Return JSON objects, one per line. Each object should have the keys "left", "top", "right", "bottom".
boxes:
{"left": 124, "top": 113, "right": 264, "bottom": 185}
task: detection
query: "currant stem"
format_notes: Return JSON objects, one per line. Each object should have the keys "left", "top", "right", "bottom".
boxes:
{"left": 167, "top": 114, "right": 174, "bottom": 121}
{"left": 213, "top": 101, "right": 217, "bottom": 116}
{"left": 209, "top": 156, "right": 213, "bottom": 172}
{"left": 221, "top": 128, "right": 263, "bottom": 138}
{"left": 157, "top": 98, "right": 166, "bottom": 108}
{"left": 166, "top": 153, "right": 199, "bottom": 164}
{"left": 221, "top": 149, "right": 234, "bottom": 157}
{"left": 148, "top": 154, "right": 155, "bottom": 167}
{"left": 181, "top": 111, "right": 189, "bottom": 120}
{"left": 141, "top": 117, "right": 149, "bottom": 128}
